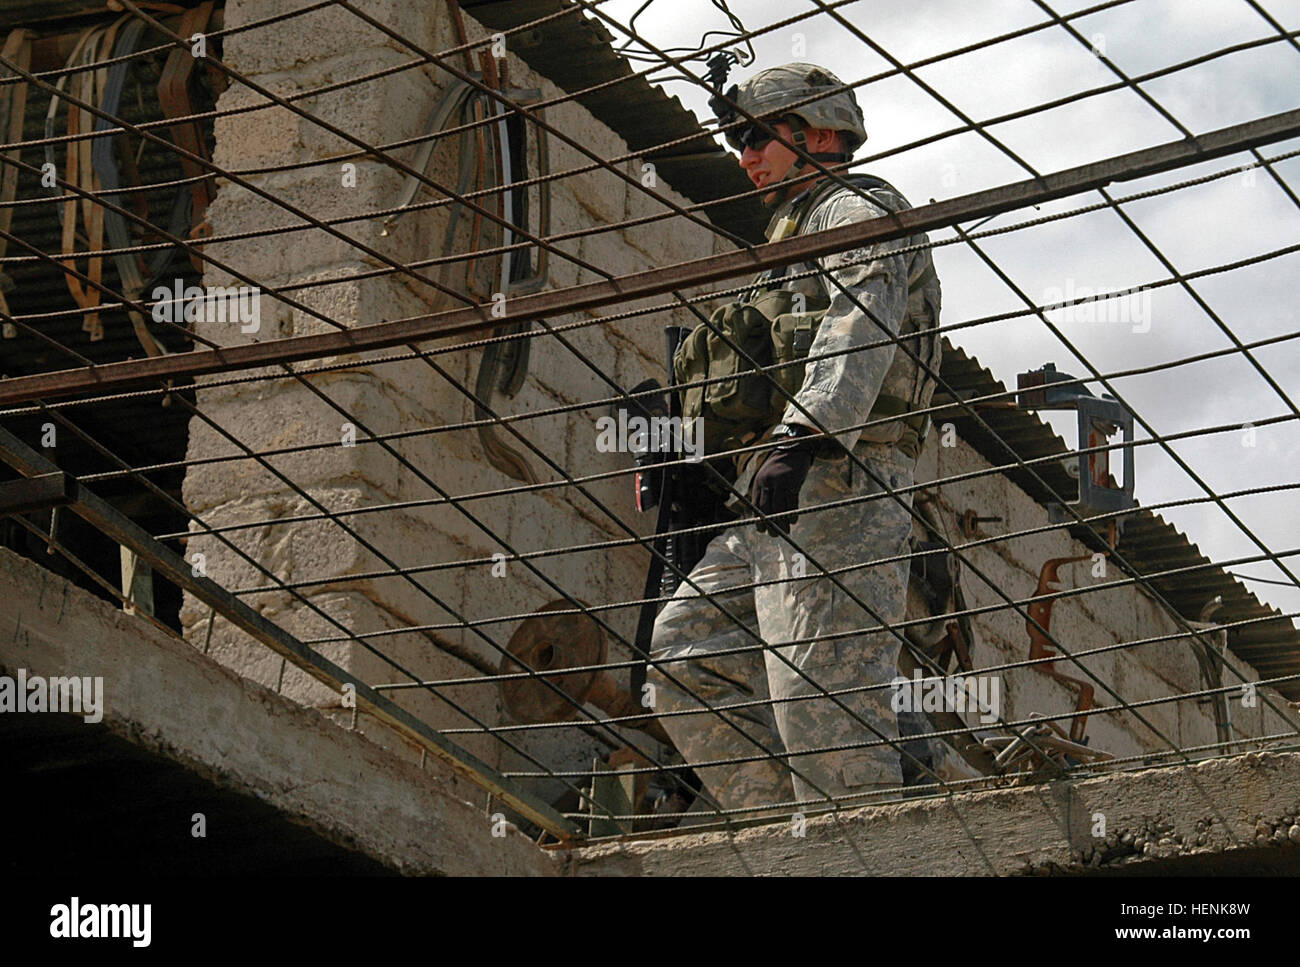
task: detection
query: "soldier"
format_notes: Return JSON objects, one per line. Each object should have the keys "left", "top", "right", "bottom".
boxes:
{"left": 648, "top": 64, "right": 943, "bottom": 816}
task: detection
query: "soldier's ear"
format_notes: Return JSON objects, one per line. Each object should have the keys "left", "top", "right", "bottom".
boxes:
{"left": 805, "top": 126, "right": 838, "bottom": 152}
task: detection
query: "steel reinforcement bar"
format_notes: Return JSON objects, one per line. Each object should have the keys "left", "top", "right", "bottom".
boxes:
{"left": 1, "top": 106, "right": 1297, "bottom": 407}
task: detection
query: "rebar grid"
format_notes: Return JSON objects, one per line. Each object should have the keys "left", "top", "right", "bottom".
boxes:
{"left": 0, "top": 0, "right": 1296, "bottom": 844}
{"left": 6, "top": 2, "right": 1292, "bottom": 296}
{"left": 564, "top": 0, "right": 1300, "bottom": 785}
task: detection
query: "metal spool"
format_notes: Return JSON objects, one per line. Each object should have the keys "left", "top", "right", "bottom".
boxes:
{"left": 499, "top": 600, "right": 671, "bottom": 744}
{"left": 499, "top": 600, "right": 607, "bottom": 724}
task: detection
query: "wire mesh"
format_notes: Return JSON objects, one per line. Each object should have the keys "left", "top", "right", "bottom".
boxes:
{"left": 0, "top": 0, "right": 1297, "bottom": 847}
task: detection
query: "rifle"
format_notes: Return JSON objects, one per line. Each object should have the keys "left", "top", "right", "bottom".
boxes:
{"left": 624, "top": 326, "right": 728, "bottom": 698}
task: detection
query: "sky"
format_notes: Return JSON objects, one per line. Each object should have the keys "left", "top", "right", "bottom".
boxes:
{"left": 591, "top": 0, "right": 1300, "bottom": 625}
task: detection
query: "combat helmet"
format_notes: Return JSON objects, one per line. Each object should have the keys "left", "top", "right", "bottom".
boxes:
{"left": 710, "top": 62, "right": 866, "bottom": 203}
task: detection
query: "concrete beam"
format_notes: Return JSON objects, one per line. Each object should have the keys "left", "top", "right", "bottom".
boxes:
{"left": 0, "top": 547, "right": 560, "bottom": 877}
{"left": 7, "top": 541, "right": 1298, "bottom": 877}
{"left": 570, "top": 752, "right": 1300, "bottom": 876}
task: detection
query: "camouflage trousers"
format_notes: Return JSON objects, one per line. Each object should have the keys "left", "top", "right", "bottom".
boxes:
{"left": 649, "top": 441, "right": 915, "bottom": 814}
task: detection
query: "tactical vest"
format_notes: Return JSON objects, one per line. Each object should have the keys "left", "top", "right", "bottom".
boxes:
{"left": 674, "top": 174, "right": 941, "bottom": 472}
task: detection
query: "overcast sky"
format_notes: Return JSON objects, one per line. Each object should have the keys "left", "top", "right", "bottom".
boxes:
{"left": 594, "top": 0, "right": 1300, "bottom": 625}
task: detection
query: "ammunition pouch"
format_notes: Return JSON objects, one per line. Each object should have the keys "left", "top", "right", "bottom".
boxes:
{"left": 673, "top": 287, "right": 832, "bottom": 464}
{"left": 674, "top": 288, "right": 930, "bottom": 467}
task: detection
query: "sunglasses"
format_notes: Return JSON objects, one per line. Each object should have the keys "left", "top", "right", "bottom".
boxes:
{"left": 728, "top": 122, "right": 780, "bottom": 153}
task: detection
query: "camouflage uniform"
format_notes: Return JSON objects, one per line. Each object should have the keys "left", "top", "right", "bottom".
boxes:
{"left": 649, "top": 169, "right": 943, "bottom": 813}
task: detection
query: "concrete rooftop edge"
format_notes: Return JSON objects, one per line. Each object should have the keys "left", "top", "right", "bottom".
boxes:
{"left": 0, "top": 545, "right": 561, "bottom": 877}
{"left": 5, "top": 544, "right": 1299, "bottom": 876}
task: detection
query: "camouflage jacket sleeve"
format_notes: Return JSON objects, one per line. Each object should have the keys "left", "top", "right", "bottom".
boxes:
{"left": 779, "top": 187, "right": 910, "bottom": 455}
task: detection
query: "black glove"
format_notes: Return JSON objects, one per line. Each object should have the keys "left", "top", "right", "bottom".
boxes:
{"left": 750, "top": 426, "right": 817, "bottom": 535}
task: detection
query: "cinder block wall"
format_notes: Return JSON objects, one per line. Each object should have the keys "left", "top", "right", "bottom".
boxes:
{"left": 178, "top": 0, "right": 1293, "bottom": 806}
{"left": 178, "top": 0, "right": 724, "bottom": 803}
{"left": 915, "top": 434, "right": 1296, "bottom": 761}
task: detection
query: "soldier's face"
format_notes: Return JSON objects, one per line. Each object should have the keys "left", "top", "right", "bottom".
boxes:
{"left": 738, "top": 120, "right": 799, "bottom": 204}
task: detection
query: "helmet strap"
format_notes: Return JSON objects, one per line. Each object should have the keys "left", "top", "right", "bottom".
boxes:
{"left": 763, "top": 117, "right": 850, "bottom": 207}
{"left": 762, "top": 117, "right": 807, "bottom": 206}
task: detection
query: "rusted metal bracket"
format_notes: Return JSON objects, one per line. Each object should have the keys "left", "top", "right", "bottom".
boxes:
{"left": 1026, "top": 554, "right": 1098, "bottom": 743}
{"left": 1016, "top": 362, "right": 1135, "bottom": 535}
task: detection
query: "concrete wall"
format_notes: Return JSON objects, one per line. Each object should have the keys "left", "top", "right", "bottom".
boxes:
{"left": 572, "top": 750, "right": 1300, "bottom": 876}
